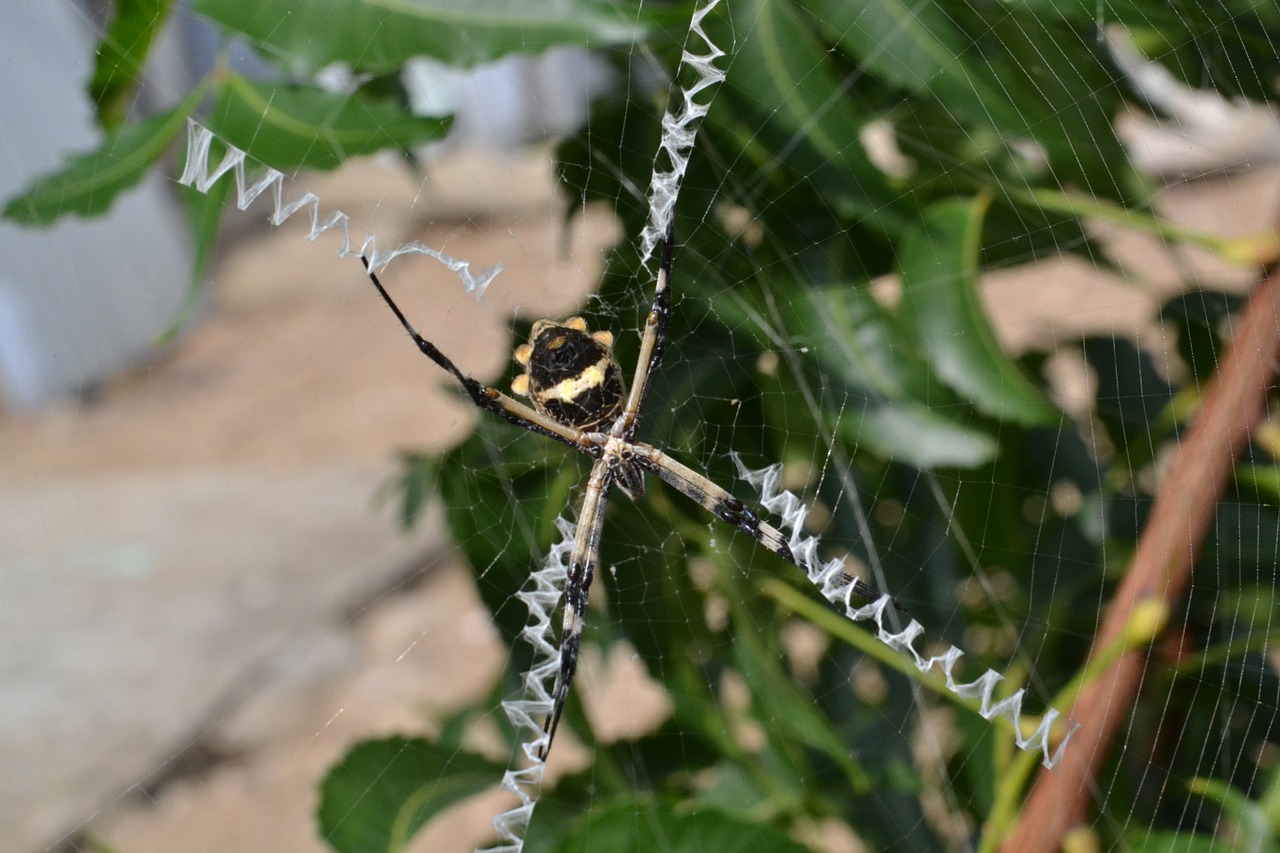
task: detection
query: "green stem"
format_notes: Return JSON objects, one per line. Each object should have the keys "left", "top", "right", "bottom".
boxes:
{"left": 980, "top": 599, "right": 1168, "bottom": 849}
{"left": 1010, "top": 186, "right": 1280, "bottom": 266}
{"left": 759, "top": 578, "right": 1001, "bottom": 719}
{"left": 643, "top": 487, "right": 825, "bottom": 817}
{"left": 1173, "top": 629, "right": 1280, "bottom": 673}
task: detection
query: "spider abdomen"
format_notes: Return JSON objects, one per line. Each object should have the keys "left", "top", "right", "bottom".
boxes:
{"left": 512, "top": 317, "right": 624, "bottom": 429}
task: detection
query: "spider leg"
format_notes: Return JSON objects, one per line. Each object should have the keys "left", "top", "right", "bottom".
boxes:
{"left": 361, "top": 257, "right": 589, "bottom": 451}
{"left": 619, "top": 219, "right": 676, "bottom": 438}
{"left": 541, "top": 457, "right": 613, "bottom": 760}
{"left": 633, "top": 442, "right": 897, "bottom": 608}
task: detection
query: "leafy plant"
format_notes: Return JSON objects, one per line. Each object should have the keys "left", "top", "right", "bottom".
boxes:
{"left": 18, "top": 1, "right": 1280, "bottom": 851}
{"left": 3, "top": 0, "right": 651, "bottom": 318}
{"left": 361, "top": 2, "right": 1280, "bottom": 851}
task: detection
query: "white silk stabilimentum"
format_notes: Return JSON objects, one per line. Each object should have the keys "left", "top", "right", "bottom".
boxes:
{"left": 732, "top": 455, "right": 1079, "bottom": 770}
{"left": 476, "top": 517, "right": 574, "bottom": 853}
{"left": 176, "top": 119, "right": 502, "bottom": 297}
{"left": 638, "top": 0, "right": 726, "bottom": 267}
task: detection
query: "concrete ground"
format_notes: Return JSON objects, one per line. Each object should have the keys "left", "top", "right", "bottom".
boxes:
{"left": 3, "top": 138, "right": 1275, "bottom": 853}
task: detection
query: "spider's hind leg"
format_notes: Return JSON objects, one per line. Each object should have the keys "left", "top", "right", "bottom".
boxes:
{"left": 836, "top": 571, "right": 905, "bottom": 612}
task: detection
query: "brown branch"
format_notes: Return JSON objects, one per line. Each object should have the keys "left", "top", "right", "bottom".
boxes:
{"left": 999, "top": 263, "right": 1280, "bottom": 852}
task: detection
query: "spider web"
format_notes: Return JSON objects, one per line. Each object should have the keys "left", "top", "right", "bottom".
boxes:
{"left": 7, "top": 2, "right": 1280, "bottom": 853}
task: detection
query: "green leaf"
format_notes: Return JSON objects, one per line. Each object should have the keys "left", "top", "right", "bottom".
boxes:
{"left": 810, "top": 0, "right": 1127, "bottom": 196}
{"left": 806, "top": 0, "right": 981, "bottom": 110}
{"left": 2, "top": 87, "right": 199, "bottom": 226}
{"left": 1080, "top": 336, "right": 1174, "bottom": 465}
{"left": 437, "top": 417, "right": 582, "bottom": 643}
{"left": 852, "top": 404, "right": 997, "bottom": 469}
{"left": 1235, "top": 463, "right": 1280, "bottom": 503}
{"left": 730, "top": 608, "right": 869, "bottom": 794}
{"left": 1187, "top": 776, "right": 1276, "bottom": 851}
{"left": 1027, "top": 2, "right": 1280, "bottom": 104}
{"left": 973, "top": 10, "right": 1127, "bottom": 193}
{"left": 181, "top": 159, "right": 231, "bottom": 291}
{"left": 317, "top": 736, "right": 502, "bottom": 853}
{"left": 558, "top": 797, "right": 812, "bottom": 853}
{"left": 898, "top": 196, "right": 1058, "bottom": 426}
{"left": 1161, "top": 290, "right": 1241, "bottom": 383}
{"left": 690, "top": 761, "right": 774, "bottom": 822}
{"left": 206, "top": 75, "right": 452, "bottom": 172}
{"left": 778, "top": 282, "right": 998, "bottom": 469}
{"left": 193, "top": 0, "right": 650, "bottom": 73}
{"left": 1262, "top": 763, "right": 1280, "bottom": 831}
{"left": 709, "top": 0, "right": 905, "bottom": 231}
{"left": 1125, "top": 830, "right": 1238, "bottom": 853}
{"left": 392, "top": 453, "right": 440, "bottom": 531}
{"left": 90, "top": 0, "right": 175, "bottom": 128}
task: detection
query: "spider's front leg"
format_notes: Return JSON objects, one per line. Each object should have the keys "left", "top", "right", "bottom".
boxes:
{"left": 633, "top": 442, "right": 895, "bottom": 608}
{"left": 620, "top": 219, "right": 676, "bottom": 439}
{"left": 360, "top": 257, "right": 586, "bottom": 450}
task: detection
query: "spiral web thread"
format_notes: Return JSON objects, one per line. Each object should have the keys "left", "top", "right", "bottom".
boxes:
{"left": 637, "top": 0, "right": 727, "bottom": 266}
{"left": 175, "top": 119, "right": 503, "bottom": 296}
{"left": 732, "top": 455, "right": 1079, "bottom": 770}
{"left": 475, "top": 517, "right": 574, "bottom": 853}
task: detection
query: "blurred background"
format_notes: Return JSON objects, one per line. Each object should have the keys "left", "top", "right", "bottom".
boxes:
{"left": 5, "top": 2, "right": 1280, "bottom": 852}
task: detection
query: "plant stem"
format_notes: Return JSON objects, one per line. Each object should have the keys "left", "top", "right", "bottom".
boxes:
{"left": 997, "top": 257, "right": 1280, "bottom": 853}
{"left": 1011, "top": 186, "right": 1280, "bottom": 266}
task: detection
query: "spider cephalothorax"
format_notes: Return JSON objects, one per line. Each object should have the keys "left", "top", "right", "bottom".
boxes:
{"left": 511, "top": 317, "right": 624, "bottom": 430}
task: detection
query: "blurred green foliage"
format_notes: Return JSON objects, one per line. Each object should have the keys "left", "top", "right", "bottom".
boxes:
{"left": 16, "top": 0, "right": 1280, "bottom": 850}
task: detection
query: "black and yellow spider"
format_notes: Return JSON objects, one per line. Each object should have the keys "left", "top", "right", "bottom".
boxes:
{"left": 361, "top": 221, "right": 886, "bottom": 761}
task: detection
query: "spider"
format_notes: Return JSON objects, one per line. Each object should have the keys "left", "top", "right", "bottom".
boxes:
{"left": 361, "top": 220, "right": 888, "bottom": 760}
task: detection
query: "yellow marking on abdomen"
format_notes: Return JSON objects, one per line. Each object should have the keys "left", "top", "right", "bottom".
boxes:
{"left": 542, "top": 359, "right": 610, "bottom": 403}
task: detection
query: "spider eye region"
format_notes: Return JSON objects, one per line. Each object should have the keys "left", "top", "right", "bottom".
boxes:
{"left": 511, "top": 318, "right": 624, "bottom": 429}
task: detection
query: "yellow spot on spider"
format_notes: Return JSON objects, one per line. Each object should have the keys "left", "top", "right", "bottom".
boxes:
{"left": 546, "top": 360, "right": 610, "bottom": 402}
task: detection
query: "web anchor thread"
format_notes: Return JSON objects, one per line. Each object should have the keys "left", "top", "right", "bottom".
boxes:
{"left": 175, "top": 118, "right": 502, "bottom": 296}
{"left": 733, "top": 455, "right": 1080, "bottom": 770}
{"left": 474, "top": 517, "right": 574, "bottom": 853}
